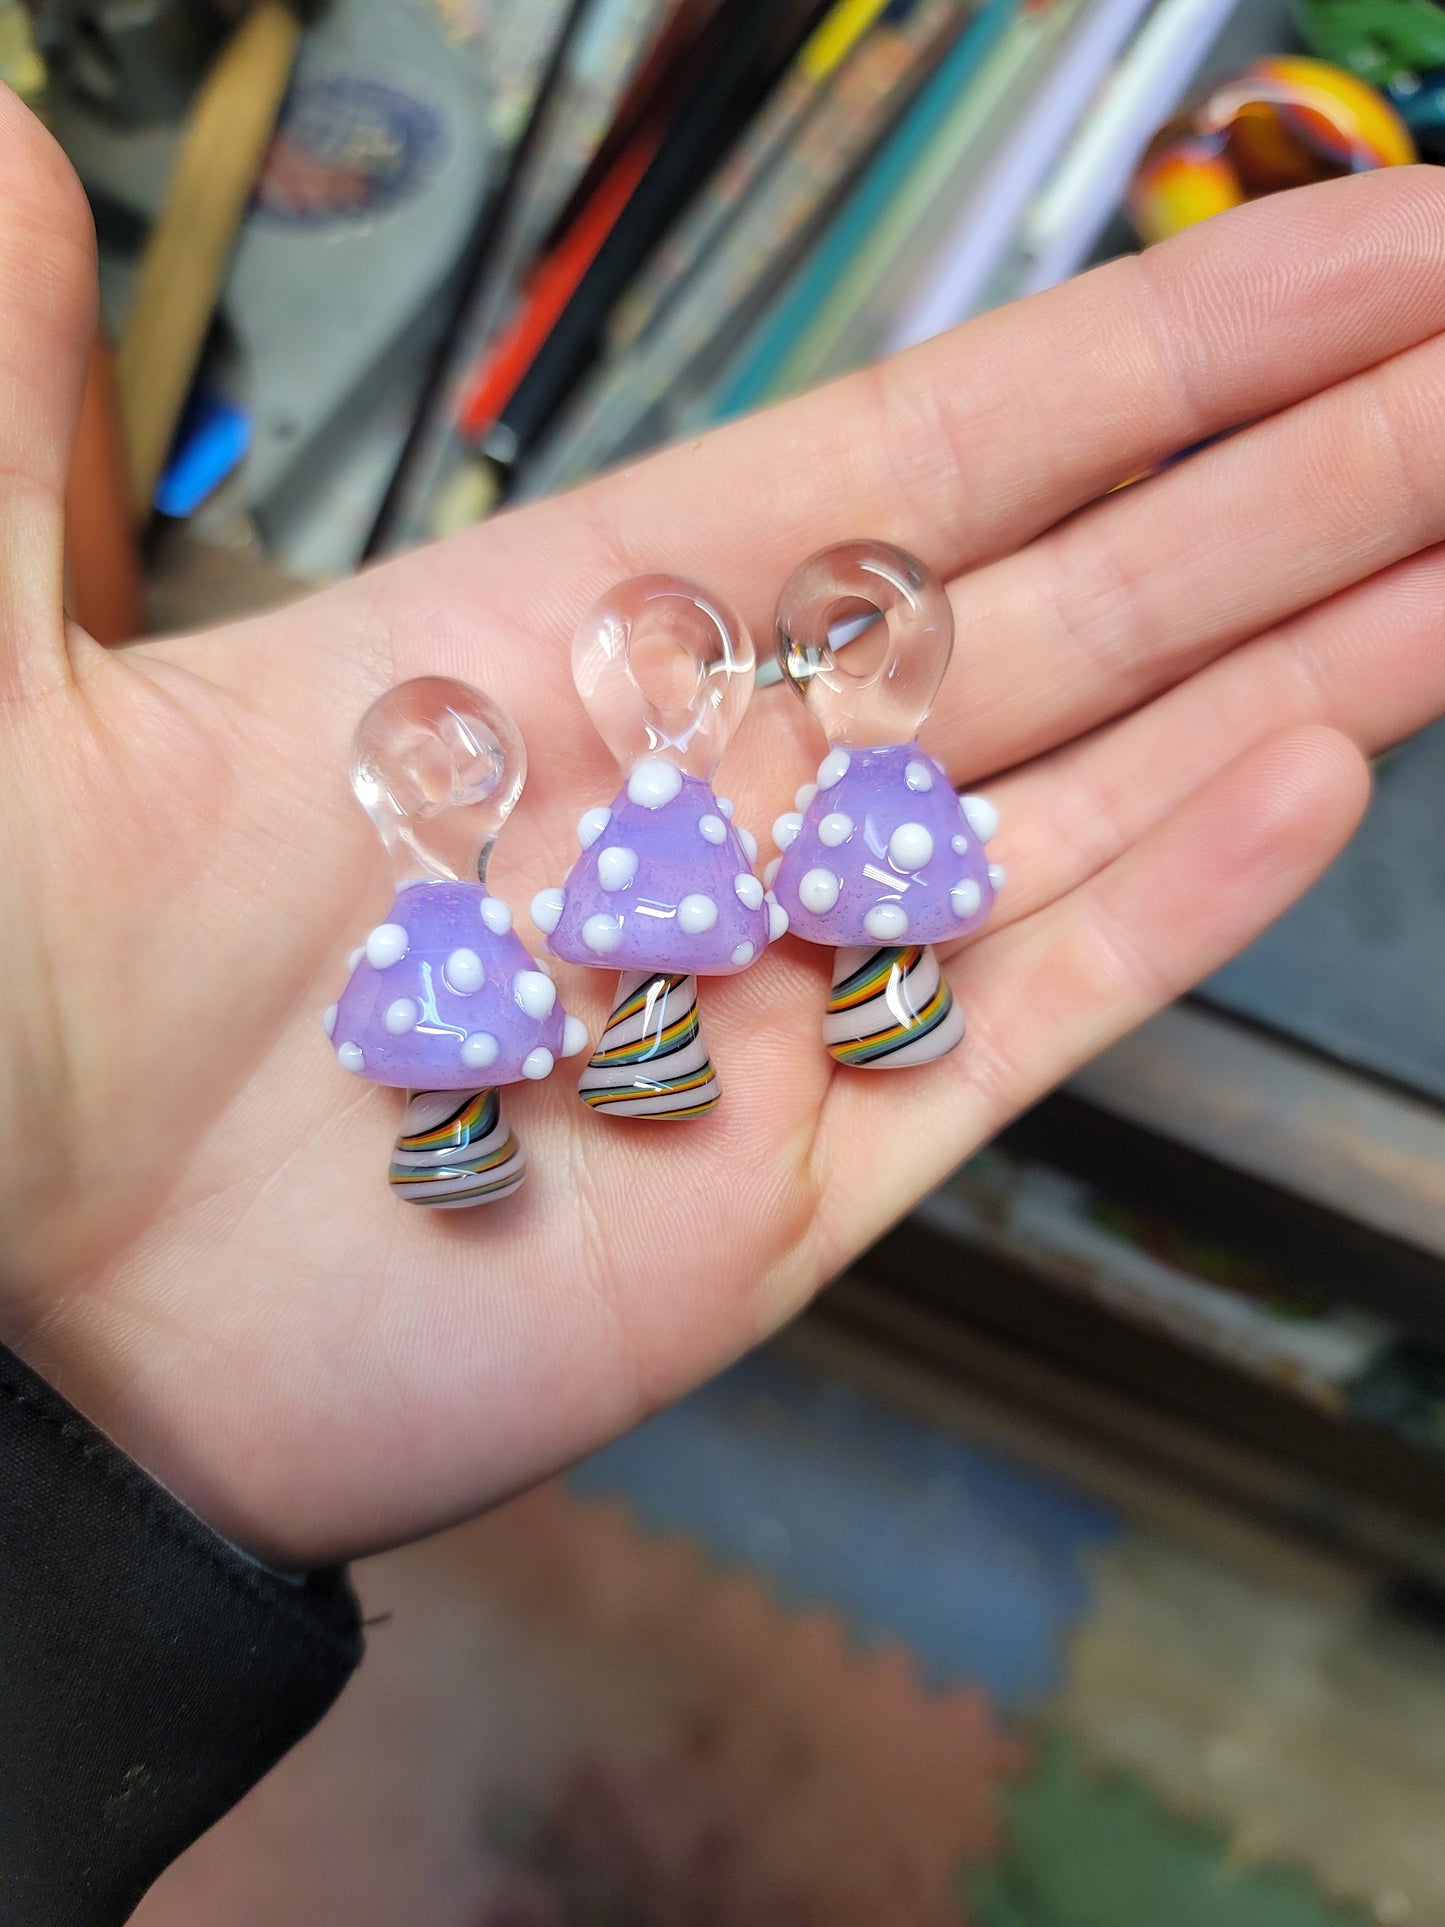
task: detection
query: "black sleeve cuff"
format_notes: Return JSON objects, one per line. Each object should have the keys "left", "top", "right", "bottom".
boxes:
{"left": 0, "top": 1343, "right": 363, "bottom": 1925}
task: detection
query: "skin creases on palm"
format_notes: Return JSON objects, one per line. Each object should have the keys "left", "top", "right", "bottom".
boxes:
{"left": 1, "top": 100, "right": 1442, "bottom": 1564}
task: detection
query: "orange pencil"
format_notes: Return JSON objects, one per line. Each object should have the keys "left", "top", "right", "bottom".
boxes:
{"left": 457, "top": 122, "right": 659, "bottom": 442}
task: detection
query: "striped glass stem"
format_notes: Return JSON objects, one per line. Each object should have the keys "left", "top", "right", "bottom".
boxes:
{"left": 578, "top": 970, "right": 721, "bottom": 1119}
{"left": 388, "top": 1087, "right": 526, "bottom": 1207}
{"left": 824, "top": 944, "right": 965, "bottom": 1069}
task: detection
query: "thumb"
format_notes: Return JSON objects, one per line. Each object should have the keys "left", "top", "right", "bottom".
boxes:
{"left": 0, "top": 86, "right": 98, "bottom": 701}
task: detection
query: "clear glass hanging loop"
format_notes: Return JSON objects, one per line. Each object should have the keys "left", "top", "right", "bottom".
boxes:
{"left": 774, "top": 539, "right": 953, "bottom": 747}
{"left": 572, "top": 573, "right": 754, "bottom": 780}
{"left": 351, "top": 676, "right": 526, "bottom": 887}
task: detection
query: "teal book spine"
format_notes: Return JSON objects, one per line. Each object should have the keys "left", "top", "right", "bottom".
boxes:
{"left": 705, "top": 0, "right": 1019, "bottom": 421}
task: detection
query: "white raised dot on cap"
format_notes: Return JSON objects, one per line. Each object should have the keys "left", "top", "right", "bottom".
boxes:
{"left": 384, "top": 998, "right": 419, "bottom": 1035}
{"left": 698, "top": 814, "right": 727, "bottom": 844}
{"left": 794, "top": 782, "right": 818, "bottom": 812}
{"left": 365, "top": 923, "right": 409, "bottom": 969}
{"left": 522, "top": 1046, "right": 555, "bottom": 1080}
{"left": 951, "top": 878, "right": 982, "bottom": 919}
{"left": 738, "top": 827, "right": 758, "bottom": 865}
{"left": 889, "top": 822, "right": 934, "bottom": 871}
{"left": 765, "top": 892, "right": 789, "bottom": 942}
{"left": 460, "top": 1031, "right": 498, "bottom": 1070}
{"left": 583, "top": 913, "right": 623, "bottom": 954}
{"left": 514, "top": 970, "right": 557, "bottom": 1019}
{"left": 480, "top": 898, "right": 512, "bottom": 935}
{"left": 961, "top": 794, "right": 998, "bottom": 843}
{"left": 734, "top": 873, "right": 763, "bottom": 910}
{"left": 321, "top": 1003, "right": 338, "bottom": 1038}
{"left": 337, "top": 1041, "right": 365, "bottom": 1074}
{"left": 763, "top": 856, "right": 781, "bottom": 887}
{"left": 445, "top": 948, "right": 485, "bottom": 994}
{"left": 561, "top": 1014, "right": 589, "bottom": 1058}
{"left": 798, "top": 867, "right": 841, "bottom": 914}
{"left": 772, "top": 811, "right": 803, "bottom": 850}
{"left": 531, "top": 887, "right": 564, "bottom": 935}
{"left": 577, "top": 804, "right": 611, "bottom": 849}
{"left": 347, "top": 947, "right": 364, "bottom": 972}
{"left": 864, "top": 902, "right": 909, "bottom": 941}
{"left": 627, "top": 758, "right": 683, "bottom": 809}
{"left": 988, "top": 863, "right": 1007, "bottom": 890}
{"left": 817, "top": 811, "right": 853, "bottom": 848}
{"left": 597, "top": 845, "right": 638, "bottom": 892}
{"left": 731, "top": 941, "right": 755, "bottom": 966}
{"left": 905, "top": 759, "right": 934, "bottom": 792}
{"left": 951, "top": 833, "right": 968, "bottom": 856}
{"left": 717, "top": 796, "right": 734, "bottom": 818}
{"left": 678, "top": 893, "right": 718, "bottom": 934}
{"left": 817, "top": 748, "right": 851, "bottom": 789}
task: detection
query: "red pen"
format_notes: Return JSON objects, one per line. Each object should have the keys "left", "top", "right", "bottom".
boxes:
{"left": 457, "top": 121, "right": 660, "bottom": 443}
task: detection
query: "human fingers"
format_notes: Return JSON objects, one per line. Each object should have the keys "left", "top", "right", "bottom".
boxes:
{"left": 938, "top": 544, "right": 1445, "bottom": 940}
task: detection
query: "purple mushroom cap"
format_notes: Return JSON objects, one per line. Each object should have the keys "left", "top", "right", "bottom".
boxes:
{"left": 771, "top": 744, "right": 997, "bottom": 948}
{"left": 539, "top": 760, "right": 774, "bottom": 976}
{"left": 326, "top": 881, "right": 575, "bottom": 1089}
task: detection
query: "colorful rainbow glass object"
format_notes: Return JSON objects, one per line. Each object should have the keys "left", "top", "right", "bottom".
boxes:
{"left": 536, "top": 576, "right": 776, "bottom": 1119}
{"left": 768, "top": 540, "right": 1000, "bottom": 1071}
{"left": 325, "top": 678, "right": 587, "bottom": 1206}
{"left": 1128, "top": 55, "right": 1415, "bottom": 246}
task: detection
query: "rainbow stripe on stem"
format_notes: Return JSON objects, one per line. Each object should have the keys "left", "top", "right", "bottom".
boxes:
{"left": 388, "top": 1087, "right": 526, "bottom": 1206}
{"left": 824, "top": 944, "right": 965, "bottom": 1069}
{"left": 578, "top": 971, "right": 721, "bottom": 1119}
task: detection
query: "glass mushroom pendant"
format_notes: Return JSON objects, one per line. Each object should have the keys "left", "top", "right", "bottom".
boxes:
{"left": 768, "top": 540, "right": 1002, "bottom": 1069}
{"left": 534, "top": 575, "right": 779, "bottom": 1119}
{"left": 325, "top": 678, "right": 587, "bottom": 1205}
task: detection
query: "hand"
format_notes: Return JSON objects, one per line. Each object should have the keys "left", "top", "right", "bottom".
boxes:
{"left": 4, "top": 96, "right": 1443, "bottom": 1565}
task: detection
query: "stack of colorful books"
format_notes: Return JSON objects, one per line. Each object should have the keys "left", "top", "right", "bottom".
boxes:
{"left": 372, "top": 0, "right": 1256, "bottom": 553}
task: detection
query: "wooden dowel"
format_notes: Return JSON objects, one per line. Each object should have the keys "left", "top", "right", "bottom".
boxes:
{"left": 116, "top": 0, "right": 299, "bottom": 522}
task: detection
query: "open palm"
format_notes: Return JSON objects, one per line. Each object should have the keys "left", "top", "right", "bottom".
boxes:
{"left": 5, "top": 98, "right": 1445, "bottom": 1565}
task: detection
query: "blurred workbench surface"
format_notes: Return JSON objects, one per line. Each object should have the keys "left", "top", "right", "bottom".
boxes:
{"left": 1074, "top": 1004, "right": 1445, "bottom": 1265}
{"left": 1079, "top": 719, "right": 1445, "bottom": 1266}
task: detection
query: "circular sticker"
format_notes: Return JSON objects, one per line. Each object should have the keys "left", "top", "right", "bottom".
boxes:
{"left": 257, "top": 77, "right": 446, "bottom": 225}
